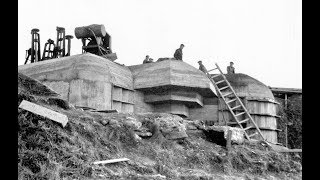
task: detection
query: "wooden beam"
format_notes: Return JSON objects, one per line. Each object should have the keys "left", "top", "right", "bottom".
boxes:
{"left": 19, "top": 100, "right": 68, "bottom": 127}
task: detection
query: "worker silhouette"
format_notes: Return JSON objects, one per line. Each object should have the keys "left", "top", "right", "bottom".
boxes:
{"left": 143, "top": 55, "right": 153, "bottom": 64}
{"left": 227, "top": 62, "right": 235, "bottom": 74}
{"left": 24, "top": 48, "right": 36, "bottom": 64}
{"left": 198, "top": 61, "right": 208, "bottom": 74}
{"left": 173, "top": 44, "right": 184, "bottom": 60}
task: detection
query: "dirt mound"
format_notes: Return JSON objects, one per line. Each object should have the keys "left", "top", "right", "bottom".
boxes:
{"left": 17, "top": 75, "right": 302, "bottom": 180}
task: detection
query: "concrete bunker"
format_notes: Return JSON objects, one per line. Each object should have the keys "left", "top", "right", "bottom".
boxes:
{"left": 18, "top": 53, "right": 280, "bottom": 143}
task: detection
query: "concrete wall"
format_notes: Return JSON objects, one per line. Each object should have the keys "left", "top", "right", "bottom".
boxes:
{"left": 189, "top": 97, "right": 218, "bottom": 123}
{"left": 154, "top": 102, "right": 189, "bottom": 117}
{"left": 133, "top": 90, "right": 154, "bottom": 113}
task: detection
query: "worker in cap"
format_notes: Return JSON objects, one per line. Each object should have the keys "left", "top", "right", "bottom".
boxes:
{"left": 227, "top": 62, "right": 235, "bottom": 74}
{"left": 198, "top": 60, "right": 208, "bottom": 74}
{"left": 143, "top": 55, "right": 154, "bottom": 64}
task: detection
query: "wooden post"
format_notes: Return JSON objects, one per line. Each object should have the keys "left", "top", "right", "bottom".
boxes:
{"left": 226, "top": 129, "right": 232, "bottom": 155}
{"left": 285, "top": 93, "right": 288, "bottom": 109}
{"left": 285, "top": 125, "right": 288, "bottom": 148}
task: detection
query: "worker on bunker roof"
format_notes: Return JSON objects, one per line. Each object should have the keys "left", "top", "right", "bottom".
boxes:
{"left": 173, "top": 44, "right": 184, "bottom": 60}
{"left": 143, "top": 55, "right": 153, "bottom": 64}
{"left": 227, "top": 61, "right": 235, "bottom": 74}
{"left": 198, "top": 60, "right": 208, "bottom": 74}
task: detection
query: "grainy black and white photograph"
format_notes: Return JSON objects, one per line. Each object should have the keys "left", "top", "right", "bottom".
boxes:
{"left": 18, "top": 0, "right": 302, "bottom": 179}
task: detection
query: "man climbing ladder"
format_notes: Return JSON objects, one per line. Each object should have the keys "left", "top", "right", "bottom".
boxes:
{"left": 200, "top": 62, "right": 266, "bottom": 142}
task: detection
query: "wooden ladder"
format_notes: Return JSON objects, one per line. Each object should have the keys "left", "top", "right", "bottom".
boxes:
{"left": 206, "top": 63, "right": 265, "bottom": 141}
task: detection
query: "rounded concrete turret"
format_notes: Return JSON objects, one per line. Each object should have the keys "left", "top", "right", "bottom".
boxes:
{"left": 216, "top": 73, "right": 279, "bottom": 144}
{"left": 216, "top": 73, "right": 275, "bottom": 101}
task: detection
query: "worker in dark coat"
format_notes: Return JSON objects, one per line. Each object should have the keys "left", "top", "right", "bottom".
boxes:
{"left": 198, "top": 60, "right": 208, "bottom": 74}
{"left": 143, "top": 55, "right": 150, "bottom": 64}
{"left": 143, "top": 55, "right": 154, "bottom": 64}
{"left": 173, "top": 44, "right": 184, "bottom": 60}
{"left": 227, "top": 62, "right": 235, "bottom": 74}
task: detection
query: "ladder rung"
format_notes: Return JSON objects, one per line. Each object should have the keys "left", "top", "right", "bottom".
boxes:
{"left": 223, "top": 92, "right": 233, "bottom": 97}
{"left": 227, "top": 98, "right": 237, "bottom": 104}
{"left": 211, "top": 74, "right": 221, "bottom": 79}
{"left": 215, "top": 80, "right": 225, "bottom": 84}
{"left": 239, "top": 118, "right": 250, "bottom": 124}
{"left": 235, "top": 112, "right": 246, "bottom": 116}
{"left": 227, "top": 121, "right": 238, "bottom": 125}
{"left": 243, "top": 126, "right": 253, "bottom": 131}
{"left": 231, "top": 105, "right": 242, "bottom": 110}
{"left": 219, "top": 86, "right": 229, "bottom": 91}
{"left": 248, "top": 132, "right": 259, "bottom": 138}
{"left": 208, "top": 68, "right": 218, "bottom": 72}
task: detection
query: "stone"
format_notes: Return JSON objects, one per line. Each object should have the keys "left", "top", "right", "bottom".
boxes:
{"left": 124, "top": 117, "right": 142, "bottom": 130}
{"left": 134, "top": 134, "right": 142, "bottom": 141}
{"left": 183, "top": 121, "right": 199, "bottom": 130}
{"left": 156, "top": 115, "right": 188, "bottom": 140}
{"left": 100, "top": 119, "right": 109, "bottom": 126}
{"left": 108, "top": 119, "right": 120, "bottom": 127}
{"left": 135, "top": 131, "right": 152, "bottom": 137}
{"left": 19, "top": 100, "right": 68, "bottom": 127}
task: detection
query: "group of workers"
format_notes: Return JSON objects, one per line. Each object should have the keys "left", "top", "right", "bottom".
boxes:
{"left": 198, "top": 61, "right": 235, "bottom": 74}
{"left": 142, "top": 43, "right": 236, "bottom": 74}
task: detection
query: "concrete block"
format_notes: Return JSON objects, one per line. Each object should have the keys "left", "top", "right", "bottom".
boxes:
{"left": 205, "top": 125, "right": 245, "bottom": 144}
{"left": 19, "top": 100, "right": 68, "bottom": 127}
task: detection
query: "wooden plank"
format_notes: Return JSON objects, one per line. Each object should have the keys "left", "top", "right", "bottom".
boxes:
{"left": 74, "top": 106, "right": 97, "bottom": 111}
{"left": 93, "top": 158, "right": 129, "bottom": 165}
{"left": 277, "top": 149, "right": 302, "bottom": 153}
{"left": 19, "top": 100, "right": 68, "bottom": 127}
{"left": 90, "top": 109, "right": 118, "bottom": 113}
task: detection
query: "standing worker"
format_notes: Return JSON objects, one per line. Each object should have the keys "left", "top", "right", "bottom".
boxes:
{"left": 227, "top": 62, "right": 235, "bottom": 74}
{"left": 198, "top": 61, "right": 208, "bottom": 74}
{"left": 173, "top": 44, "right": 184, "bottom": 60}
